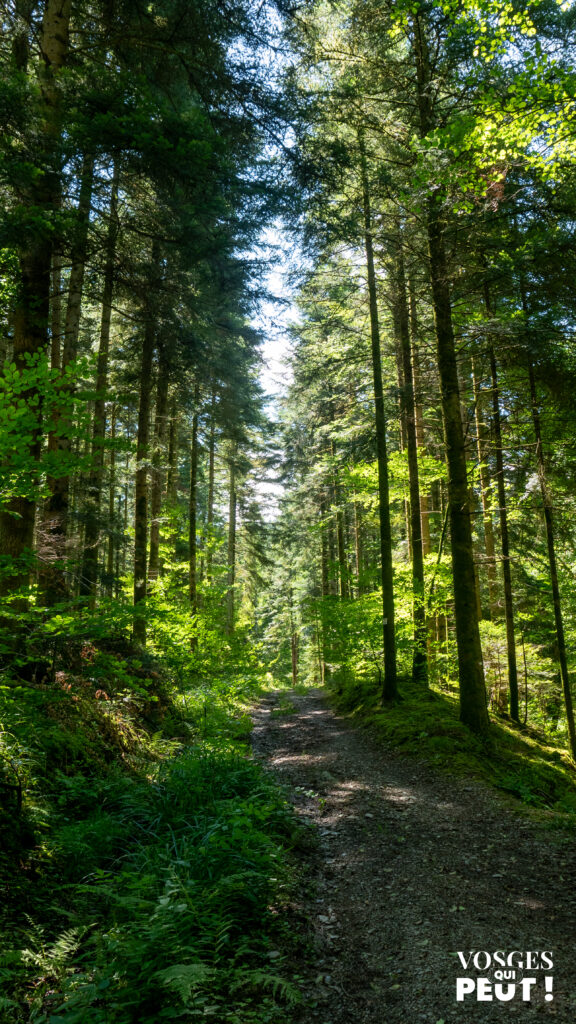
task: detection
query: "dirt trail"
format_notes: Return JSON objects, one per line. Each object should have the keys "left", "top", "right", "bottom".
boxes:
{"left": 251, "top": 688, "right": 576, "bottom": 1024}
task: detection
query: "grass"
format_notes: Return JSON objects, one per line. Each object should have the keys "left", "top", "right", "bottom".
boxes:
{"left": 326, "top": 675, "right": 576, "bottom": 820}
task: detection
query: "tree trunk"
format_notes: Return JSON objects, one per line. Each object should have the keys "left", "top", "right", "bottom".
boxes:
{"left": 408, "top": 278, "right": 432, "bottom": 556}
{"left": 412, "top": 13, "right": 488, "bottom": 733}
{"left": 62, "top": 153, "right": 95, "bottom": 367}
{"left": 353, "top": 499, "right": 363, "bottom": 596}
{"left": 38, "top": 151, "right": 95, "bottom": 605}
{"left": 359, "top": 131, "right": 397, "bottom": 700}
{"left": 106, "top": 407, "right": 116, "bottom": 594}
{"left": 0, "top": 0, "right": 71, "bottom": 602}
{"left": 327, "top": 512, "right": 338, "bottom": 596}
{"left": 148, "top": 349, "right": 170, "bottom": 585}
{"left": 225, "top": 446, "right": 237, "bottom": 635}
{"left": 395, "top": 239, "right": 428, "bottom": 685}
{"left": 319, "top": 496, "right": 330, "bottom": 683}
{"left": 188, "top": 386, "right": 200, "bottom": 612}
{"left": 133, "top": 307, "right": 156, "bottom": 645}
{"left": 206, "top": 389, "right": 216, "bottom": 580}
{"left": 51, "top": 254, "right": 62, "bottom": 370}
{"left": 426, "top": 205, "right": 488, "bottom": 732}
{"left": 489, "top": 346, "right": 519, "bottom": 720}
{"left": 320, "top": 498, "right": 330, "bottom": 599}
{"left": 529, "top": 367, "right": 576, "bottom": 757}
{"left": 334, "top": 469, "right": 349, "bottom": 600}
{"left": 166, "top": 394, "right": 178, "bottom": 506}
{"left": 471, "top": 357, "right": 499, "bottom": 620}
{"left": 80, "top": 166, "right": 119, "bottom": 600}
{"left": 290, "top": 587, "right": 298, "bottom": 687}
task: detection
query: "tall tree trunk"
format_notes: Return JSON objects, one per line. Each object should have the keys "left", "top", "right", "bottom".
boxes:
{"left": 394, "top": 338, "right": 411, "bottom": 557}
{"left": 0, "top": 0, "right": 71, "bottom": 602}
{"left": 412, "top": 13, "right": 488, "bottom": 733}
{"left": 206, "top": 388, "right": 216, "bottom": 580}
{"left": 80, "top": 166, "right": 119, "bottom": 600}
{"left": 395, "top": 239, "right": 428, "bottom": 685}
{"left": 166, "top": 394, "right": 178, "bottom": 506}
{"left": 336, "top": 503, "right": 348, "bottom": 600}
{"left": 359, "top": 131, "right": 397, "bottom": 700}
{"left": 122, "top": 463, "right": 129, "bottom": 577}
{"left": 106, "top": 407, "right": 116, "bottom": 594}
{"left": 39, "top": 151, "right": 95, "bottom": 605}
{"left": 61, "top": 153, "right": 95, "bottom": 367}
{"left": 472, "top": 357, "right": 499, "bottom": 621}
{"left": 408, "top": 278, "right": 432, "bottom": 556}
{"left": 426, "top": 205, "right": 488, "bottom": 733}
{"left": 327, "top": 512, "right": 338, "bottom": 597}
{"left": 353, "top": 499, "right": 363, "bottom": 596}
{"left": 460, "top": 376, "right": 484, "bottom": 626}
{"left": 51, "top": 253, "right": 62, "bottom": 370}
{"left": 225, "top": 445, "right": 237, "bottom": 635}
{"left": 148, "top": 348, "right": 170, "bottom": 585}
{"left": 332, "top": 460, "right": 349, "bottom": 601}
{"left": 290, "top": 587, "right": 298, "bottom": 687}
{"left": 319, "top": 496, "right": 330, "bottom": 683}
{"left": 188, "top": 385, "right": 200, "bottom": 612}
{"left": 529, "top": 368, "right": 576, "bottom": 757}
{"left": 133, "top": 297, "right": 156, "bottom": 645}
{"left": 489, "top": 346, "right": 519, "bottom": 720}
{"left": 320, "top": 497, "right": 330, "bottom": 600}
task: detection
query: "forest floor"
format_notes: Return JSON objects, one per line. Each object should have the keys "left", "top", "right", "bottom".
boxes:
{"left": 252, "top": 688, "right": 576, "bottom": 1024}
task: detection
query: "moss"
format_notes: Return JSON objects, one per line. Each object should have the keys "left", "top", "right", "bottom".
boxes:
{"left": 328, "top": 677, "right": 576, "bottom": 819}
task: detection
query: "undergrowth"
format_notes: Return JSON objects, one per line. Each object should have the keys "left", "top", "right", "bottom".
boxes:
{"left": 0, "top": 630, "right": 304, "bottom": 1023}
{"left": 325, "top": 675, "right": 576, "bottom": 821}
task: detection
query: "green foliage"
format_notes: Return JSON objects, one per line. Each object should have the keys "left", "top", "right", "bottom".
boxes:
{"left": 329, "top": 675, "right": 576, "bottom": 817}
{"left": 0, "top": 687, "right": 302, "bottom": 1024}
{"left": 0, "top": 579, "right": 304, "bottom": 1024}
{"left": 0, "top": 354, "right": 94, "bottom": 507}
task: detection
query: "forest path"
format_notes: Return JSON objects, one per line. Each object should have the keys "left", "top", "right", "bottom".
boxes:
{"left": 251, "top": 688, "right": 576, "bottom": 1024}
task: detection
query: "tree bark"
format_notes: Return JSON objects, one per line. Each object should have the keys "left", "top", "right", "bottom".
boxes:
{"left": 106, "top": 407, "right": 116, "bottom": 594}
{"left": 395, "top": 239, "right": 428, "bottom": 685}
{"left": 412, "top": 12, "right": 488, "bottom": 733}
{"left": 38, "top": 151, "right": 95, "bottom": 605}
{"left": 359, "top": 130, "right": 397, "bottom": 700}
{"left": 333, "top": 464, "right": 349, "bottom": 601}
{"left": 148, "top": 348, "right": 170, "bottom": 585}
{"left": 290, "top": 587, "right": 298, "bottom": 687}
{"left": 225, "top": 445, "right": 237, "bottom": 635}
{"left": 80, "top": 166, "right": 119, "bottom": 600}
{"left": 408, "top": 278, "right": 432, "bottom": 556}
{"left": 0, "top": 0, "right": 71, "bottom": 602}
{"left": 188, "top": 386, "right": 200, "bottom": 612}
{"left": 353, "top": 499, "right": 363, "bottom": 596}
{"left": 132, "top": 297, "right": 156, "bottom": 645}
{"left": 529, "top": 368, "right": 576, "bottom": 757}
{"left": 471, "top": 358, "right": 499, "bottom": 620}
{"left": 489, "top": 346, "right": 519, "bottom": 720}
{"left": 206, "top": 388, "right": 216, "bottom": 580}
{"left": 320, "top": 497, "right": 330, "bottom": 599}
{"left": 166, "top": 394, "right": 178, "bottom": 506}
{"left": 51, "top": 254, "right": 62, "bottom": 370}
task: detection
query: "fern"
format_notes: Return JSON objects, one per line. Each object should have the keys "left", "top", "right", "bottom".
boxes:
{"left": 230, "top": 969, "right": 302, "bottom": 1005}
{"left": 154, "top": 962, "right": 213, "bottom": 1003}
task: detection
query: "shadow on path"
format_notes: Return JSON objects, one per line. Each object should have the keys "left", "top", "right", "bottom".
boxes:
{"left": 252, "top": 688, "right": 576, "bottom": 1024}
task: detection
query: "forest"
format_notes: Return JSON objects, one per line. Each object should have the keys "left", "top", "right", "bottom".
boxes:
{"left": 1, "top": 0, "right": 576, "bottom": 1021}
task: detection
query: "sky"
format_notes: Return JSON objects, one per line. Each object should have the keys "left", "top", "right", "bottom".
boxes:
{"left": 251, "top": 223, "right": 299, "bottom": 518}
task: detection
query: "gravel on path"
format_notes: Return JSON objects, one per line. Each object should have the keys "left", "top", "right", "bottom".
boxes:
{"left": 251, "top": 688, "right": 576, "bottom": 1024}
